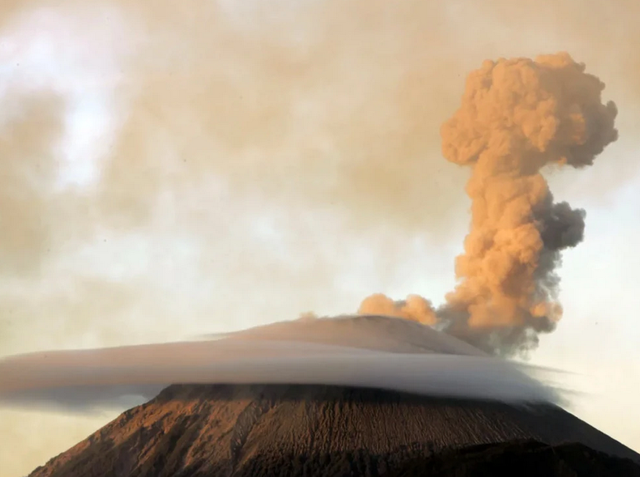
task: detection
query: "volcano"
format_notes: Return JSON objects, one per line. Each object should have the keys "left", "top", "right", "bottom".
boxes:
{"left": 3, "top": 316, "right": 638, "bottom": 476}
{"left": 28, "top": 383, "right": 640, "bottom": 477}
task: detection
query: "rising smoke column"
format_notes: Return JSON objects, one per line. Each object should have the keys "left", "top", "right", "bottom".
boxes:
{"left": 361, "top": 53, "right": 618, "bottom": 355}
{"left": 359, "top": 294, "right": 437, "bottom": 325}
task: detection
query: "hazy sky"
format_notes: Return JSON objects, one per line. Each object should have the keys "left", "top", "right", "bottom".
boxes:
{"left": 1, "top": 1, "right": 639, "bottom": 476}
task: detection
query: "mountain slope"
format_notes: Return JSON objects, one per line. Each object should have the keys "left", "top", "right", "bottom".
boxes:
{"left": 29, "top": 384, "right": 640, "bottom": 477}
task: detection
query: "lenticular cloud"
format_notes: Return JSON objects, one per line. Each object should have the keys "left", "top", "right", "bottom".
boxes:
{"left": 0, "top": 315, "right": 564, "bottom": 412}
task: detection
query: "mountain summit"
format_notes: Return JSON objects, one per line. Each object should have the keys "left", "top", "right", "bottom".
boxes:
{"left": 3, "top": 316, "right": 638, "bottom": 476}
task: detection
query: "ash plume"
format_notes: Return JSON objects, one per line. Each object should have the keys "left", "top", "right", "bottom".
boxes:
{"left": 358, "top": 294, "right": 436, "bottom": 325}
{"left": 0, "top": 2, "right": 636, "bottom": 475}
{"left": 361, "top": 53, "right": 618, "bottom": 355}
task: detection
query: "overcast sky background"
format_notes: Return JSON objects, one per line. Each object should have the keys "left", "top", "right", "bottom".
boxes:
{"left": 0, "top": 1, "right": 639, "bottom": 476}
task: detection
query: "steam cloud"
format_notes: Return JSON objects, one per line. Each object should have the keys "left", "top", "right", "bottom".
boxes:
{"left": 360, "top": 53, "right": 618, "bottom": 355}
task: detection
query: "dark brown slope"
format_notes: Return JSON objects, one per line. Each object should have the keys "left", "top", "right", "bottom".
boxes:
{"left": 391, "top": 440, "right": 640, "bottom": 477}
{"left": 30, "top": 384, "right": 640, "bottom": 477}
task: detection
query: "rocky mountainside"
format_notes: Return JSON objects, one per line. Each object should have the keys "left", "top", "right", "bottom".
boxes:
{"left": 390, "top": 440, "right": 640, "bottom": 477}
{"left": 29, "top": 383, "right": 640, "bottom": 477}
